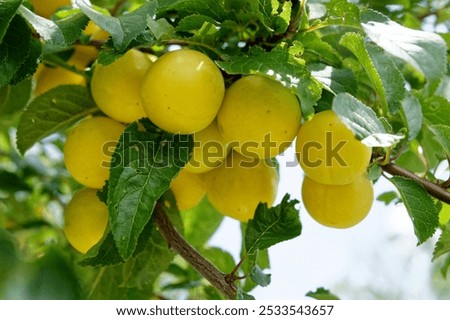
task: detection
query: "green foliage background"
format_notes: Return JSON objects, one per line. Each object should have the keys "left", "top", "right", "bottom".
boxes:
{"left": 0, "top": 0, "right": 449, "bottom": 299}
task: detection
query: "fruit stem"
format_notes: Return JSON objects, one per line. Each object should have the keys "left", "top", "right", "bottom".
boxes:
{"left": 154, "top": 204, "right": 236, "bottom": 299}
{"left": 381, "top": 163, "right": 450, "bottom": 204}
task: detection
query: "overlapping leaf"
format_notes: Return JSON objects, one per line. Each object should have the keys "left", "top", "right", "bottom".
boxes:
{"left": 16, "top": 85, "right": 97, "bottom": 154}
{"left": 108, "top": 119, "right": 192, "bottom": 259}
{"left": 217, "top": 46, "right": 322, "bottom": 117}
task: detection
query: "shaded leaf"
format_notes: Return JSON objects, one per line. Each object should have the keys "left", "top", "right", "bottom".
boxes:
{"left": 401, "top": 94, "right": 422, "bottom": 142}
{"left": 390, "top": 176, "right": 439, "bottom": 244}
{"left": 200, "top": 247, "right": 235, "bottom": 274}
{"left": 298, "top": 33, "right": 342, "bottom": 66}
{"left": 79, "top": 218, "right": 155, "bottom": 267}
{"left": 18, "top": 6, "right": 66, "bottom": 47}
{"left": 16, "top": 85, "right": 97, "bottom": 154}
{"left": 181, "top": 196, "right": 223, "bottom": 249}
{"left": 309, "top": 64, "right": 356, "bottom": 95}
{"left": 0, "top": 0, "right": 22, "bottom": 42}
{"left": 125, "top": 229, "right": 175, "bottom": 288}
{"left": 361, "top": 9, "right": 447, "bottom": 94}
{"left": 52, "top": 11, "right": 90, "bottom": 47}
{"left": 108, "top": 119, "right": 192, "bottom": 259}
{"left": 176, "top": 14, "right": 217, "bottom": 32}
{"left": 0, "top": 170, "right": 31, "bottom": 192}
{"left": 332, "top": 92, "right": 386, "bottom": 140}
{"left": 433, "top": 229, "right": 450, "bottom": 262}
{"left": 339, "top": 33, "right": 390, "bottom": 114}
{"left": 421, "top": 95, "right": 450, "bottom": 126}
{"left": 0, "top": 78, "right": 32, "bottom": 116}
{"left": 0, "top": 14, "right": 31, "bottom": 88}
{"left": 158, "top": 0, "right": 230, "bottom": 21}
{"left": 10, "top": 38, "right": 41, "bottom": 86}
{"left": 366, "top": 43, "right": 406, "bottom": 114}
{"left": 75, "top": 0, "right": 157, "bottom": 51}
{"left": 428, "top": 125, "right": 450, "bottom": 154}
{"left": 86, "top": 264, "right": 153, "bottom": 299}
{"left": 147, "top": 17, "right": 175, "bottom": 41}
{"left": 217, "top": 46, "right": 322, "bottom": 118}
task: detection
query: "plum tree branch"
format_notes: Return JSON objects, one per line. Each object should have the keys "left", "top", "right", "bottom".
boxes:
{"left": 381, "top": 163, "right": 450, "bottom": 204}
{"left": 154, "top": 204, "right": 236, "bottom": 299}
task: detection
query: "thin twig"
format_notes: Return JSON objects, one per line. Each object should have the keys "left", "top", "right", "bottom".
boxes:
{"left": 381, "top": 163, "right": 450, "bottom": 204}
{"left": 154, "top": 204, "right": 236, "bottom": 299}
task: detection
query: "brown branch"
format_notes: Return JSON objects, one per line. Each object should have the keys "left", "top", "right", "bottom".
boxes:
{"left": 154, "top": 205, "right": 236, "bottom": 299}
{"left": 381, "top": 163, "right": 450, "bottom": 204}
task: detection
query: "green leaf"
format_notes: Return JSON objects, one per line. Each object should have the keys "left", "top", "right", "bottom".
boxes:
{"left": 306, "top": 287, "right": 340, "bottom": 300}
{"left": 200, "top": 247, "right": 236, "bottom": 274}
{"left": 79, "top": 232, "right": 124, "bottom": 267}
{"left": 0, "top": 0, "right": 22, "bottom": 42}
{"left": 217, "top": 46, "right": 322, "bottom": 118}
{"left": 439, "top": 203, "right": 450, "bottom": 226}
{"left": 108, "top": 119, "right": 192, "bottom": 259}
{"left": 147, "top": 17, "right": 175, "bottom": 41}
{"left": 16, "top": 85, "right": 97, "bottom": 154}
{"left": 0, "top": 170, "right": 31, "bottom": 192}
{"left": 271, "top": 0, "right": 292, "bottom": 34}
{"left": 0, "top": 78, "right": 32, "bottom": 116}
{"left": 332, "top": 92, "right": 386, "bottom": 139}
{"left": 440, "top": 254, "right": 450, "bottom": 279}
{"left": 297, "top": 33, "right": 342, "bottom": 66}
{"left": 176, "top": 14, "right": 217, "bottom": 32}
{"left": 181, "top": 197, "right": 223, "bottom": 249}
{"left": 377, "top": 191, "right": 399, "bottom": 205}
{"left": 2, "top": 249, "right": 81, "bottom": 299}
{"left": 240, "top": 235, "right": 270, "bottom": 292}
{"left": 401, "top": 94, "right": 422, "bottom": 142}
{"left": 18, "top": 6, "right": 66, "bottom": 47}
{"left": 390, "top": 176, "right": 439, "bottom": 244}
{"left": 0, "top": 14, "right": 31, "bottom": 88}
{"left": 361, "top": 9, "right": 447, "bottom": 94}
{"left": 80, "top": 216, "right": 155, "bottom": 267}
{"left": 245, "top": 194, "right": 301, "bottom": 255}
{"left": 433, "top": 229, "right": 450, "bottom": 262}
{"left": 75, "top": 0, "right": 157, "bottom": 51}
{"left": 249, "top": 265, "right": 271, "bottom": 287}
{"left": 158, "top": 0, "right": 230, "bottom": 21}
{"left": 236, "top": 287, "right": 255, "bottom": 300}
{"left": 0, "top": 228, "right": 19, "bottom": 275}
{"left": 125, "top": 229, "right": 175, "bottom": 288}
{"left": 422, "top": 95, "right": 450, "bottom": 127}
{"left": 326, "top": 0, "right": 360, "bottom": 27}
{"left": 366, "top": 43, "right": 406, "bottom": 114}
{"left": 52, "top": 11, "right": 89, "bottom": 47}
{"left": 339, "top": 33, "right": 390, "bottom": 115}
{"left": 419, "top": 125, "right": 447, "bottom": 168}
{"left": 10, "top": 38, "right": 41, "bottom": 86}
{"left": 86, "top": 264, "right": 153, "bottom": 299}
{"left": 81, "top": 192, "right": 181, "bottom": 267}
{"left": 428, "top": 125, "right": 450, "bottom": 154}
{"left": 309, "top": 64, "right": 356, "bottom": 95}
{"left": 96, "top": 41, "right": 124, "bottom": 66}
